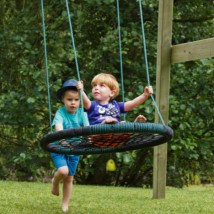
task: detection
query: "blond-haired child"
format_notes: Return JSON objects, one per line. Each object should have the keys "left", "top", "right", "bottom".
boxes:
{"left": 77, "top": 73, "right": 152, "bottom": 124}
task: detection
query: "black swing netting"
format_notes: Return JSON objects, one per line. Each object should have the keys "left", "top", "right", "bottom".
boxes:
{"left": 40, "top": 122, "right": 173, "bottom": 155}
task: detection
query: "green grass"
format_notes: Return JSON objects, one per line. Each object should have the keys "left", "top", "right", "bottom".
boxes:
{"left": 0, "top": 181, "right": 213, "bottom": 214}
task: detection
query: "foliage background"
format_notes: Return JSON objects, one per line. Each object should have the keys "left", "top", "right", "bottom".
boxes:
{"left": 0, "top": 0, "right": 213, "bottom": 187}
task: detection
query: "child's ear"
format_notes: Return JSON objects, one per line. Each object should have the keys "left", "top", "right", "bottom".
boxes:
{"left": 110, "top": 90, "right": 116, "bottom": 98}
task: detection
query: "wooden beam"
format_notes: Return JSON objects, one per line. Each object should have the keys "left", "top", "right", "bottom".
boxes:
{"left": 153, "top": 0, "right": 174, "bottom": 199}
{"left": 171, "top": 38, "right": 214, "bottom": 64}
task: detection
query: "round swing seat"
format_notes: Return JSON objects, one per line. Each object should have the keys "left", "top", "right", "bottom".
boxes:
{"left": 40, "top": 122, "right": 173, "bottom": 155}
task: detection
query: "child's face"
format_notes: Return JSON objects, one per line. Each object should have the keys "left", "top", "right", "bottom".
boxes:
{"left": 61, "top": 90, "right": 80, "bottom": 114}
{"left": 92, "top": 82, "right": 116, "bottom": 104}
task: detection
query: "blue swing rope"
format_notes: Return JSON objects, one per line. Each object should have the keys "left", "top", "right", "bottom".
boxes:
{"left": 40, "top": 0, "right": 87, "bottom": 128}
{"left": 116, "top": 0, "right": 126, "bottom": 121}
{"left": 64, "top": 0, "right": 87, "bottom": 126}
{"left": 64, "top": 0, "right": 81, "bottom": 82}
{"left": 138, "top": 0, "right": 165, "bottom": 125}
{"left": 40, "top": 0, "right": 52, "bottom": 132}
{"left": 116, "top": 0, "right": 165, "bottom": 125}
{"left": 41, "top": 0, "right": 165, "bottom": 129}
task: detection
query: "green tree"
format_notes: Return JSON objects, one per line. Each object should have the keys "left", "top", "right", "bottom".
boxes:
{"left": 0, "top": 0, "right": 213, "bottom": 186}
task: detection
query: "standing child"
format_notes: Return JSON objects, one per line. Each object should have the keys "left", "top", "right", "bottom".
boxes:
{"left": 51, "top": 79, "right": 88, "bottom": 213}
{"left": 77, "top": 73, "right": 153, "bottom": 124}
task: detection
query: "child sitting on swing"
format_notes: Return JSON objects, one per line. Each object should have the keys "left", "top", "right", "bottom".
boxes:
{"left": 77, "top": 72, "right": 153, "bottom": 124}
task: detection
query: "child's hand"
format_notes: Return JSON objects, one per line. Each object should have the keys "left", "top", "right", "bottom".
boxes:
{"left": 144, "top": 86, "right": 153, "bottom": 97}
{"left": 76, "top": 81, "right": 84, "bottom": 91}
{"left": 134, "top": 115, "right": 147, "bottom": 122}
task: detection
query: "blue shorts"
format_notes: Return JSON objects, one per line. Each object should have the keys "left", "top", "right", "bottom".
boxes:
{"left": 50, "top": 153, "right": 80, "bottom": 176}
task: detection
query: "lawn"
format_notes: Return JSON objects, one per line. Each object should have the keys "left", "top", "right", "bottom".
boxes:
{"left": 0, "top": 181, "right": 213, "bottom": 214}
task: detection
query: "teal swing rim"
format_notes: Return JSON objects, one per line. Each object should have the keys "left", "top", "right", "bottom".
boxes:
{"left": 40, "top": 122, "right": 173, "bottom": 155}
{"left": 39, "top": 0, "right": 174, "bottom": 155}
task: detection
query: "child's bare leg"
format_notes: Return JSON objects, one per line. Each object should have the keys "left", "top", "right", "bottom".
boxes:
{"left": 52, "top": 166, "right": 69, "bottom": 196}
{"left": 61, "top": 176, "right": 74, "bottom": 212}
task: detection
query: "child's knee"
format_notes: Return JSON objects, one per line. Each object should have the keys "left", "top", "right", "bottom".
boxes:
{"left": 58, "top": 167, "right": 69, "bottom": 177}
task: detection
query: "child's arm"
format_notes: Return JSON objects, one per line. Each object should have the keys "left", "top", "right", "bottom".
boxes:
{"left": 76, "top": 81, "right": 91, "bottom": 110}
{"left": 55, "top": 123, "right": 68, "bottom": 145}
{"left": 55, "top": 123, "right": 63, "bottom": 131}
{"left": 124, "top": 86, "right": 153, "bottom": 111}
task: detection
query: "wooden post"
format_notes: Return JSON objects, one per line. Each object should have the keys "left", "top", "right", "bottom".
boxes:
{"left": 153, "top": 0, "right": 174, "bottom": 199}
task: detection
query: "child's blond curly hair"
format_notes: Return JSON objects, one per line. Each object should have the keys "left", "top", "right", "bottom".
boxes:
{"left": 91, "top": 73, "right": 119, "bottom": 99}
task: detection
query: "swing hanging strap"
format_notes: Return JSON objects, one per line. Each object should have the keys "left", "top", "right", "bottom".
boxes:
{"left": 40, "top": 0, "right": 52, "bottom": 132}
{"left": 116, "top": 0, "right": 126, "bottom": 121}
{"left": 65, "top": 0, "right": 88, "bottom": 126}
{"left": 138, "top": 0, "right": 165, "bottom": 124}
{"left": 116, "top": 0, "right": 165, "bottom": 124}
{"left": 65, "top": 0, "right": 165, "bottom": 125}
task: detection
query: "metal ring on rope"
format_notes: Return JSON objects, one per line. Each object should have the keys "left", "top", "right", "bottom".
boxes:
{"left": 40, "top": 122, "right": 173, "bottom": 155}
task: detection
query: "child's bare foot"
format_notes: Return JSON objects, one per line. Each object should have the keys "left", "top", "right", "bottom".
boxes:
{"left": 134, "top": 115, "right": 147, "bottom": 122}
{"left": 102, "top": 117, "right": 118, "bottom": 124}
{"left": 51, "top": 178, "right": 59, "bottom": 196}
{"left": 62, "top": 205, "right": 68, "bottom": 212}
